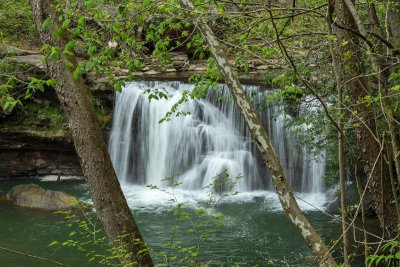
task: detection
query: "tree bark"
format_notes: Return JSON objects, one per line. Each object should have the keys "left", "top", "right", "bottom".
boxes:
{"left": 29, "top": 1, "right": 153, "bottom": 266}
{"left": 179, "top": 1, "right": 337, "bottom": 266}
{"left": 335, "top": 0, "right": 399, "bottom": 236}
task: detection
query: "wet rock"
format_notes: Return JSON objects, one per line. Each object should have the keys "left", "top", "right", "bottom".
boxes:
{"left": 35, "top": 158, "right": 47, "bottom": 168}
{"left": 213, "top": 171, "right": 234, "bottom": 194}
{"left": 171, "top": 52, "right": 189, "bottom": 71}
{"left": 6, "top": 184, "right": 79, "bottom": 210}
{"left": 325, "top": 183, "right": 361, "bottom": 215}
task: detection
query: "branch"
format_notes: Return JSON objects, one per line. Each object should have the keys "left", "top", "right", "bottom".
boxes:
{"left": 0, "top": 246, "right": 71, "bottom": 266}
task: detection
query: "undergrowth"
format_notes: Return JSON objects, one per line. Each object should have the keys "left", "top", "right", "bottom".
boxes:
{"left": 0, "top": 0, "right": 38, "bottom": 44}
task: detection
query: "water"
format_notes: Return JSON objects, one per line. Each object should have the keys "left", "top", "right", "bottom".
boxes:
{"left": 0, "top": 179, "right": 342, "bottom": 267}
{"left": 109, "top": 81, "right": 326, "bottom": 197}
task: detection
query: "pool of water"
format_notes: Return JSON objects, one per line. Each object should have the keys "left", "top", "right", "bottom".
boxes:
{"left": 0, "top": 179, "right": 343, "bottom": 266}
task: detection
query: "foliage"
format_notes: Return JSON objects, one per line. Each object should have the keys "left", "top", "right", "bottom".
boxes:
{"left": 0, "top": 0, "right": 37, "bottom": 42}
{"left": 0, "top": 100, "right": 67, "bottom": 135}
{"left": 157, "top": 58, "right": 222, "bottom": 124}
{"left": 367, "top": 240, "right": 400, "bottom": 266}
{"left": 37, "top": 104, "right": 65, "bottom": 125}
{"left": 51, "top": 204, "right": 139, "bottom": 267}
{"left": 389, "top": 67, "right": 400, "bottom": 115}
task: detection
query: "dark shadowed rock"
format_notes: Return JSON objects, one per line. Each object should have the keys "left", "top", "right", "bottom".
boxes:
{"left": 171, "top": 52, "right": 189, "bottom": 71}
{"left": 325, "top": 183, "right": 362, "bottom": 215}
{"left": 0, "top": 107, "right": 13, "bottom": 119}
{"left": 0, "top": 132, "right": 83, "bottom": 179}
{"left": 6, "top": 184, "right": 79, "bottom": 210}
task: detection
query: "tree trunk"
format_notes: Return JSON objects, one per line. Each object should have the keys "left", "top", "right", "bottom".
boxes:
{"left": 179, "top": 1, "right": 337, "bottom": 266}
{"left": 29, "top": 1, "right": 153, "bottom": 266}
{"left": 335, "top": 0, "right": 399, "bottom": 236}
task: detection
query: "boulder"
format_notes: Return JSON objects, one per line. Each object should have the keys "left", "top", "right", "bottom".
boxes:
{"left": 6, "top": 184, "right": 79, "bottom": 210}
{"left": 171, "top": 52, "right": 189, "bottom": 71}
{"left": 8, "top": 54, "right": 46, "bottom": 75}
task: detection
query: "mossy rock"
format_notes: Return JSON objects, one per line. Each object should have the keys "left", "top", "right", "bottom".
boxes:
{"left": 6, "top": 184, "right": 79, "bottom": 211}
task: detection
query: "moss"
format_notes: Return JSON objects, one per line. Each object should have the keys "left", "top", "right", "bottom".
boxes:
{"left": 1, "top": 99, "right": 113, "bottom": 138}
{"left": 0, "top": 0, "right": 38, "bottom": 44}
{"left": 37, "top": 105, "right": 65, "bottom": 123}
{"left": 0, "top": 102, "right": 68, "bottom": 136}
{"left": 96, "top": 109, "right": 113, "bottom": 128}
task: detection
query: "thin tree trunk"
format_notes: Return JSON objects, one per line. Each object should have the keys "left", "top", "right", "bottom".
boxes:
{"left": 29, "top": 1, "right": 153, "bottom": 266}
{"left": 326, "top": 2, "right": 350, "bottom": 265}
{"left": 178, "top": 1, "right": 337, "bottom": 266}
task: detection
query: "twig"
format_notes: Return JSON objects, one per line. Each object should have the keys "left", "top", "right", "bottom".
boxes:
{"left": 0, "top": 246, "right": 71, "bottom": 266}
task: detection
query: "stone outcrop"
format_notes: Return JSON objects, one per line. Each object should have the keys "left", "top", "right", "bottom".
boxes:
{"left": 4, "top": 44, "right": 280, "bottom": 90}
{"left": 6, "top": 184, "right": 79, "bottom": 210}
{"left": 324, "top": 183, "right": 370, "bottom": 216}
{"left": 0, "top": 132, "right": 82, "bottom": 179}
{"left": 0, "top": 45, "right": 39, "bottom": 58}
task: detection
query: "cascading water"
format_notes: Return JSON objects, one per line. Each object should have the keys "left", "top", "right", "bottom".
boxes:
{"left": 108, "top": 81, "right": 327, "bottom": 208}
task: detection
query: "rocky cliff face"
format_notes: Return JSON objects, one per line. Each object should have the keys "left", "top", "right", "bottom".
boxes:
{"left": 0, "top": 132, "right": 82, "bottom": 179}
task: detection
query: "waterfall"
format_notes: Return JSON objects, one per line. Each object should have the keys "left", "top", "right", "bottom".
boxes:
{"left": 108, "top": 81, "right": 326, "bottom": 194}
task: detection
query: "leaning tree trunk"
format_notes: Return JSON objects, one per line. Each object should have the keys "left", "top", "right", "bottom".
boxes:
{"left": 29, "top": 1, "right": 153, "bottom": 266}
{"left": 335, "top": 0, "right": 399, "bottom": 236}
{"left": 178, "top": 0, "right": 336, "bottom": 266}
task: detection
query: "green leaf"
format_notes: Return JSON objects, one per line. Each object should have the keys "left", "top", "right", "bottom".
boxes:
{"left": 41, "top": 18, "right": 51, "bottom": 30}
{"left": 117, "top": 4, "right": 126, "bottom": 14}
{"left": 48, "top": 241, "right": 59, "bottom": 247}
{"left": 87, "top": 46, "right": 96, "bottom": 56}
